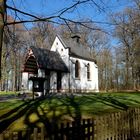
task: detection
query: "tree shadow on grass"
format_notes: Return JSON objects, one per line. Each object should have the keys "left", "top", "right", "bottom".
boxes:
{"left": 0, "top": 96, "right": 73, "bottom": 135}
{"left": 60, "top": 95, "right": 82, "bottom": 122}
{"left": 0, "top": 100, "right": 30, "bottom": 120}
{"left": 1, "top": 93, "right": 140, "bottom": 138}
{"left": 20, "top": 95, "right": 84, "bottom": 139}
{"left": 22, "top": 93, "right": 140, "bottom": 139}
{"left": 84, "top": 94, "right": 129, "bottom": 111}
{"left": 114, "top": 93, "right": 140, "bottom": 106}
{"left": 0, "top": 98, "right": 46, "bottom": 133}
{"left": 22, "top": 98, "right": 62, "bottom": 138}
{"left": 86, "top": 93, "right": 140, "bottom": 112}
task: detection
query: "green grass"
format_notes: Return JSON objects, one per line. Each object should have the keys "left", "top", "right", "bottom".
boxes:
{"left": 0, "top": 92, "right": 140, "bottom": 132}
{"left": 0, "top": 91, "right": 18, "bottom": 96}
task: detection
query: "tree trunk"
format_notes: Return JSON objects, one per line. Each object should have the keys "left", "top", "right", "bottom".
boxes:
{"left": 0, "top": 0, "right": 6, "bottom": 81}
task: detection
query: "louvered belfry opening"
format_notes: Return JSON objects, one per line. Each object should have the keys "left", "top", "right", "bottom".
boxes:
{"left": 23, "top": 55, "right": 38, "bottom": 74}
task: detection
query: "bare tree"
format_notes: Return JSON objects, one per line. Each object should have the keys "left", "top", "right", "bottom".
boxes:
{"left": 112, "top": 0, "right": 140, "bottom": 90}
{"left": 1, "top": 15, "right": 28, "bottom": 91}
{"left": 0, "top": 0, "right": 111, "bottom": 81}
{"left": 97, "top": 48, "right": 113, "bottom": 91}
{"left": 0, "top": 0, "right": 6, "bottom": 81}
{"left": 29, "top": 22, "right": 56, "bottom": 49}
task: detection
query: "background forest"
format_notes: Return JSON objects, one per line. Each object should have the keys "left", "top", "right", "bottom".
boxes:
{"left": 0, "top": 0, "right": 140, "bottom": 92}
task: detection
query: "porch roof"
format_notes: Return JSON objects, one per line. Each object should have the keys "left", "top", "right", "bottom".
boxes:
{"left": 24, "top": 46, "right": 69, "bottom": 73}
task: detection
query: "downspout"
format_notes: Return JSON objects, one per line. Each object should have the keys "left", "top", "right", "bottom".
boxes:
{"left": 68, "top": 48, "right": 71, "bottom": 93}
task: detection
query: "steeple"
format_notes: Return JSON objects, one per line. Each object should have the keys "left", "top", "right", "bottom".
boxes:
{"left": 71, "top": 23, "right": 80, "bottom": 43}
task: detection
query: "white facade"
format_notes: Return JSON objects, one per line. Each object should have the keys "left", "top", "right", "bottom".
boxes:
{"left": 69, "top": 57, "right": 98, "bottom": 92}
{"left": 22, "top": 36, "right": 99, "bottom": 93}
{"left": 22, "top": 72, "right": 29, "bottom": 90}
{"left": 50, "top": 36, "right": 99, "bottom": 92}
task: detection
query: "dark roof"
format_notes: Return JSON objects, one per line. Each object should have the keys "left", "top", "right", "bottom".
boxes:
{"left": 29, "top": 46, "right": 69, "bottom": 72}
{"left": 57, "top": 35, "right": 95, "bottom": 62}
{"left": 29, "top": 77, "right": 46, "bottom": 81}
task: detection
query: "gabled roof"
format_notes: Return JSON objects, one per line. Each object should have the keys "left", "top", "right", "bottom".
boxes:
{"left": 56, "top": 35, "right": 95, "bottom": 62}
{"left": 24, "top": 46, "right": 69, "bottom": 72}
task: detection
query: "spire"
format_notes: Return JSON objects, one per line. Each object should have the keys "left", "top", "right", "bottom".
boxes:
{"left": 71, "top": 23, "right": 80, "bottom": 43}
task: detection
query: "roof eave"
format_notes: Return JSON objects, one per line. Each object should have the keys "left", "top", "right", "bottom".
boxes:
{"left": 69, "top": 52, "right": 96, "bottom": 62}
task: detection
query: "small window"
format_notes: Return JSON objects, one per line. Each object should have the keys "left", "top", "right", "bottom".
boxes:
{"left": 87, "top": 63, "right": 90, "bottom": 80}
{"left": 75, "top": 60, "right": 80, "bottom": 78}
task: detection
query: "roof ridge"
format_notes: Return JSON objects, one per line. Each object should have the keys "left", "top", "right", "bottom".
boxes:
{"left": 56, "top": 34, "right": 68, "bottom": 49}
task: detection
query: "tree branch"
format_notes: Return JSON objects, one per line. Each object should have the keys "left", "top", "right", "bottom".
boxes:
{"left": 6, "top": 5, "right": 41, "bottom": 20}
{"left": 58, "top": 0, "right": 91, "bottom": 16}
{"left": 59, "top": 16, "right": 109, "bottom": 34}
{"left": 5, "top": 18, "right": 63, "bottom": 26}
{"left": 5, "top": 0, "right": 110, "bottom": 34}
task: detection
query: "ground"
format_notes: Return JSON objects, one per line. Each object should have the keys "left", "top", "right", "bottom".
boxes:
{"left": 0, "top": 92, "right": 140, "bottom": 132}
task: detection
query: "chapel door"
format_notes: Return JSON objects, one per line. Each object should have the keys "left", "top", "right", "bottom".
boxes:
{"left": 57, "top": 72, "right": 62, "bottom": 92}
{"left": 45, "top": 71, "right": 50, "bottom": 94}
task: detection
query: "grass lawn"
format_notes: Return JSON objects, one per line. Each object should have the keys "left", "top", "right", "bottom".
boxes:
{"left": 0, "top": 92, "right": 140, "bottom": 132}
{"left": 0, "top": 91, "right": 18, "bottom": 96}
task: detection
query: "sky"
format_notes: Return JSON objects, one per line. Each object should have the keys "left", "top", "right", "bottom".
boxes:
{"left": 7, "top": 0, "right": 132, "bottom": 24}
{"left": 7, "top": 0, "right": 134, "bottom": 45}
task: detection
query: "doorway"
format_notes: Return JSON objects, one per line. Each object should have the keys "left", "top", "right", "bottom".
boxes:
{"left": 57, "top": 72, "right": 62, "bottom": 92}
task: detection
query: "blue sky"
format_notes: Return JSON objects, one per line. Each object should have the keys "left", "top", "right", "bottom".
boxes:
{"left": 7, "top": 0, "right": 132, "bottom": 23}
{"left": 7, "top": 0, "right": 133, "bottom": 45}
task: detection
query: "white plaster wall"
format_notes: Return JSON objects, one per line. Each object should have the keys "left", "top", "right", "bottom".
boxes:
{"left": 61, "top": 73, "right": 69, "bottom": 91}
{"left": 50, "top": 71, "right": 57, "bottom": 92}
{"left": 21, "top": 72, "right": 29, "bottom": 90}
{"left": 69, "top": 57, "right": 99, "bottom": 92}
{"left": 95, "top": 65, "right": 99, "bottom": 92}
{"left": 38, "top": 69, "right": 45, "bottom": 77}
{"left": 28, "top": 80, "right": 33, "bottom": 91}
{"left": 51, "top": 36, "right": 99, "bottom": 92}
{"left": 51, "top": 36, "right": 69, "bottom": 67}
{"left": 51, "top": 36, "right": 69, "bottom": 56}
{"left": 51, "top": 36, "right": 70, "bottom": 91}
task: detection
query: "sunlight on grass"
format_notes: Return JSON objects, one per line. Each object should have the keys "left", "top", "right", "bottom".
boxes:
{"left": 0, "top": 100, "right": 23, "bottom": 110}
{"left": 0, "top": 100, "right": 24, "bottom": 118}
{"left": 7, "top": 116, "right": 26, "bottom": 131}
{"left": 0, "top": 91, "right": 18, "bottom": 96}
{"left": 29, "top": 113, "right": 39, "bottom": 123}
{"left": 0, "top": 92, "right": 140, "bottom": 131}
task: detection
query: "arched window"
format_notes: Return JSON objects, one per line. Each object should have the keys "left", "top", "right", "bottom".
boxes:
{"left": 75, "top": 60, "right": 80, "bottom": 78}
{"left": 87, "top": 63, "right": 90, "bottom": 80}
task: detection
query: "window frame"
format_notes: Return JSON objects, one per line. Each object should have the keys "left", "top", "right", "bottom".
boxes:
{"left": 75, "top": 60, "right": 80, "bottom": 79}
{"left": 87, "top": 63, "right": 91, "bottom": 80}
